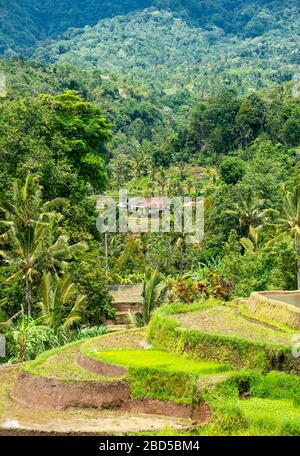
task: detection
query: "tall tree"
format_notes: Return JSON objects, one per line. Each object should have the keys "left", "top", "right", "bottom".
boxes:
{"left": 40, "top": 90, "right": 112, "bottom": 192}
{"left": 226, "top": 191, "right": 272, "bottom": 237}
{"left": 0, "top": 175, "right": 87, "bottom": 317}
{"left": 272, "top": 187, "right": 300, "bottom": 288}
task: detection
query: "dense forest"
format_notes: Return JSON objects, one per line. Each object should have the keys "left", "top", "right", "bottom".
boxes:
{"left": 33, "top": 7, "right": 300, "bottom": 95}
{"left": 0, "top": 1, "right": 299, "bottom": 365}
{"left": 1, "top": 1, "right": 299, "bottom": 55}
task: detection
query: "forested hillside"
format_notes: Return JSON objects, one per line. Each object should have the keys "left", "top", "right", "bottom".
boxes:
{"left": 1, "top": 1, "right": 299, "bottom": 96}
{"left": 33, "top": 7, "right": 300, "bottom": 95}
{"left": 0, "top": 0, "right": 299, "bottom": 58}
{"left": 0, "top": 0, "right": 152, "bottom": 56}
{"left": 0, "top": 0, "right": 300, "bottom": 397}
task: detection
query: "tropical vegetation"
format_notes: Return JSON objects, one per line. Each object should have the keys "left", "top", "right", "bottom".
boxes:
{"left": 0, "top": 0, "right": 299, "bottom": 437}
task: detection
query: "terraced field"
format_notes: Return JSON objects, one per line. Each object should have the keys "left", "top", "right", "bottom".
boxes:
{"left": 2, "top": 300, "right": 300, "bottom": 435}
{"left": 174, "top": 305, "right": 295, "bottom": 345}
{"left": 94, "top": 349, "right": 228, "bottom": 375}
{"left": 0, "top": 329, "right": 218, "bottom": 434}
{"left": 23, "top": 330, "right": 147, "bottom": 382}
{"left": 145, "top": 300, "right": 300, "bottom": 435}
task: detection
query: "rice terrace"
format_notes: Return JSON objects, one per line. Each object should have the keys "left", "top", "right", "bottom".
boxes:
{"left": 2, "top": 295, "right": 300, "bottom": 435}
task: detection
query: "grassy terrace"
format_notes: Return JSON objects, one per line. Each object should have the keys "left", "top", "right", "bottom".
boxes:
{"left": 173, "top": 305, "right": 296, "bottom": 346}
{"left": 198, "top": 370, "right": 300, "bottom": 436}
{"left": 80, "top": 329, "right": 147, "bottom": 357}
{"left": 22, "top": 342, "right": 116, "bottom": 382}
{"left": 0, "top": 368, "right": 188, "bottom": 434}
{"left": 240, "top": 398, "right": 300, "bottom": 435}
{"left": 94, "top": 349, "right": 229, "bottom": 375}
{"left": 21, "top": 303, "right": 298, "bottom": 386}
{"left": 17, "top": 326, "right": 231, "bottom": 407}
{"left": 148, "top": 300, "right": 300, "bottom": 373}
{"left": 80, "top": 327, "right": 232, "bottom": 405}
{"left": 21, "top": 329, "right": 148, "bottom": 382}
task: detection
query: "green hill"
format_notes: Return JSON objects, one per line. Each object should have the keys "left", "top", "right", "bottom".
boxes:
{"left": 0, "top": 0, "right": 152, "bottom": 56}
{"left": 1, "top": 0, "right": 299, "bottom": 60}
{"left": 33, "top": 7, "right": 300, "bottom": 95}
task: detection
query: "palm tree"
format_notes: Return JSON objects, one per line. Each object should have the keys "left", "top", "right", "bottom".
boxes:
{"left": 204, "top": 168, "right": 219, "bottom": 195}
{"left": 141, "top": 269, "right": 168, "bottom": 325}
{"left": 0, "top": 175, "right": 50, "bottom": 316}
{"left": 271, "top": 187, "right": 300, "bottom": 289}
{"left": 226, "top": 191, "right": 272, "bottom": 237}
{"left": 0, "top": 221, "right": 49, "bottom": 317}
{"left": 1, "top": 174, "right": 45, "bottom": 228}
{"left": 240, "top": 225, "right": 267, "bottom": 254}
{"left": 39, "top": 272, "right": 86, "bottom": 329}
{"left": 0, "top": 175, "right": 87, "bottom": 317}
{"left": 155, "top": 168, "right": 167, "bottom": 195}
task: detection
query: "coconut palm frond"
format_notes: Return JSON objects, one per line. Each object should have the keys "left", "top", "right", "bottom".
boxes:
{"left": 240, "top": 237, "right": 255, "bottom": 254}
{"left": 63, "top": 312, "right": 82, "bottom": 329}
{"left": 4, "top": 270, "right": 23, "bottom": 283}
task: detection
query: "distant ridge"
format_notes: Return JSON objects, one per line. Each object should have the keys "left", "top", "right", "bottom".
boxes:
{"left": 0, "top": 1, "right": 299, "bottom": 57}
{"left": 32, "top": 7, "right": 300, "bottom": 95}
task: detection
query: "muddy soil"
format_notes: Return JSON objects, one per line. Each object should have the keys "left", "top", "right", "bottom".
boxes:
{"left": 0, "top": 368, "right": 201, "bottom": 435}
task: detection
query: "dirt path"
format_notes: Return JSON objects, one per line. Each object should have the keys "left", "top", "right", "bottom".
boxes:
{"left": 0, "top": 413, "right": 190, "bottom": 435}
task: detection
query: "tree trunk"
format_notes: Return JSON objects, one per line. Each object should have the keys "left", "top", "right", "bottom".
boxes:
{"left": 105, "top": 232, "right": 109, "bottom": 278}
{"left": 25, "top": 275, "right": 32, "bottom": 318}
{"left": 18, "top": 334, "right": 26, "bottom": 363}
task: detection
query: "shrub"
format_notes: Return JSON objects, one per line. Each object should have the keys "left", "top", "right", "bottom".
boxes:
{"left": 3, "top": 318, "right": 69, "bottom": 363}
{"left": 73, "top": 325, "right": 107, "bottom": 340}
{"left": 68, "top": 243, "right": 114, "bottom": 325}
{"left": 169, "top": 273, "right": 235, "bottom": 304}
{"left": 1, "top": 319, "right": 107, "bottom": 363}
{"left": 250, "top": 371, "right": 300, "bottom": 406}
{"left": 200, "top": 370, "right": 300, "bottom": 435}
{"left": 169, "top": 278, "right": 202, "bottom": 304}
{"left": 220, "top": 157, "right": 246, "bottom": 185}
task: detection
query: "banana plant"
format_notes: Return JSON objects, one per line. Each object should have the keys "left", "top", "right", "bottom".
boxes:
{"left": 141, "top": 268, "right": 168, "bottom": 325}
{"left": 38, "top": 272, "right": 87, "bottom": 329}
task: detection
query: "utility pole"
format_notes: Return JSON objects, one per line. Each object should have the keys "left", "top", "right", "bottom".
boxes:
{"left": 105, "top": 232, "right": 109, "bottom": 278}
